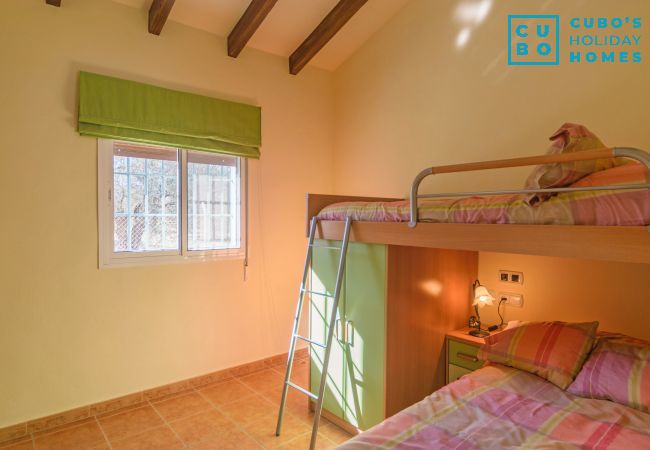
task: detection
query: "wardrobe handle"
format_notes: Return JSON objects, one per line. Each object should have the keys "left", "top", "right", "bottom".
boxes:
{"left": 346, "top": 321, "right": 354, "bottom": 346}
{"left": 456, "top": 352, "right": 478, "bottom": 363}
{"left": 335, "top": 319, "right": 345, "bottom": 342}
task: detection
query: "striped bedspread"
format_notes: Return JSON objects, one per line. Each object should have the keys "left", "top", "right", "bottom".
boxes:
{"left": 318, "top": 164, "right": 650, "bottom": 226}
{"left": 337, "top": 364, "right": 650, "bottom": 449}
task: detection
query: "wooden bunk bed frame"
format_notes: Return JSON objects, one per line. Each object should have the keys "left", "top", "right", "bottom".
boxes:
{"left": 306, "top": 148, "right": 650, "bottom": 264}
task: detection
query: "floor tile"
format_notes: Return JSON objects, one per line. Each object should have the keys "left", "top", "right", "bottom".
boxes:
{"left": 110, "top": 425, "right": 183, "bottom": 450}
{"left": 244, "top": 412, "right": 310, "bottom": 448}
{"left": 238, "top": 369, "right": 285, "bottom": 393}
{"left": 199, "top": 379, "right": 257, "bottom": 406}
{"left": 97, "top": 405, "right": 164, "bottom": 442}
{"left": 218, "top": 395, "right": 278, "bottom": 427}
{"left": 168, "top": 410, "right": 232, "bottom": 445}
{"left": 319, "top": 422, "right": 354, "bottom": 445}
{"left": 274, "top": 358, "right": 309, "bottom": 387}
{"left": 152, "top": 391, "right": 212, "bottom": 422}
{"left": 33, "top": 421, "right": 107, "bottom": 450}
{"left": 0, "top": 438, "right": 33, "bottom": 450}
{"left": 276, "top": 432, "right": 336, "bottom": 449}
{"left": 189, "top": 429, "right": 262, "bottom": 449}
{"left": 260, "top": 388, "right": 312, "bottom": 426}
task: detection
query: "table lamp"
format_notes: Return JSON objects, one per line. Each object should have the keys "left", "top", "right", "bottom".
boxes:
{"left": 469, "top": 280, "right": 495, "bottom": 337}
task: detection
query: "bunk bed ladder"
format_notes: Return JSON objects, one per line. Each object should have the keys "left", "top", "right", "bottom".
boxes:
{"left": 275, "top": 215, "right": 353, "bottom": 450}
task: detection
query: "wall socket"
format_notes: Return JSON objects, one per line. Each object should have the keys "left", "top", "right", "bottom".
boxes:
{"left": 499, "top": 292, "right": 523, "bottom": 307}
{"left": 499, "top": 270, "right": 524, "bottom": 284}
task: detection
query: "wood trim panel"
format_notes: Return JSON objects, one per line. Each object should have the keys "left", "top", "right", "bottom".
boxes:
{"left": 385, "top": 246, "right": 477, "bottom": 416}
{"left": 148, "top": 0, "right": 176, "bottom": 36}
{"left": 306, "top": 193, "right": 402, "bottom": 236}
{"left": 228, "top": 0, "right": 278, "bottom": 57}
{"left": 289, "top": 0, "right": 368, "bottom": 74}
{"left": 315, "top": 220, "right": 650, "bottom": 264}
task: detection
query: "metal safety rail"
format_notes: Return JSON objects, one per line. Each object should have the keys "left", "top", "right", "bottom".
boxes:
{"left": 408, "top": 147, "right": 650, "bottom": 227}
{"left": 276, "top": 216, "right": 353, "bottom": 450}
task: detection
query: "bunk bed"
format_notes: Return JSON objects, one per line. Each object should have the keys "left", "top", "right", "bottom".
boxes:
{"left": 298, "top": 147, "right": 650, "bottom": 448}
{"left": 307, "top": 148, "right": 650, "bottom": 264}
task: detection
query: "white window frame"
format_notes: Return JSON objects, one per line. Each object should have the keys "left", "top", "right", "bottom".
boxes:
{"left": 98, "top": 139, "right": 247, "bottom": 268}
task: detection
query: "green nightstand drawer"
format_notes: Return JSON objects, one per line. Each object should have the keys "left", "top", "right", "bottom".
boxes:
{"left": 448, "top": 363, "right": 472, "bottom": 383}
{"left": 448, "top": 339, "right": 483, "bottom": 371}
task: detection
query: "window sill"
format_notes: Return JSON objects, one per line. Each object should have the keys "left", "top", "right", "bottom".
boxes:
{"left": 99, "top": 251, "right": 245, "bottom": 269}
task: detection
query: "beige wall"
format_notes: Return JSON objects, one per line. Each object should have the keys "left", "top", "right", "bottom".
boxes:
{"left": 333, "top": 1, "right": 650, "bottom": 337}
{"left": 333, "top": 0, "right": 650, "bottom": 197}
{"left": 478, "top": 253, "right": 650, "bottom": 340}
{"left": 0, "top": 0, "right": 333, "bottom": 427}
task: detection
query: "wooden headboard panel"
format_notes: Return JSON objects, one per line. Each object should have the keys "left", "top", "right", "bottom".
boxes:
{"left": 305, "top": 193, "right": 402, "bottom": 236}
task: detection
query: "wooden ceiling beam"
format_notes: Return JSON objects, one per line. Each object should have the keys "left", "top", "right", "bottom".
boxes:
{"left": 148, "top": 0, "right": 176, "bottom": 36}
{"left": 228, "top": 0, "right": 278, "bottom": 58}
{"left": 45, "top": 0, "right": 61, "bottom": 6}
{"left": 289, "top": 0, "right": 367, "bottom": 75}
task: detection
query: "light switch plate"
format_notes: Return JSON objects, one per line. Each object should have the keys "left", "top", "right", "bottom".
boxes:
{"left": 499, "top": 270, "right": 524, "bottom": 284}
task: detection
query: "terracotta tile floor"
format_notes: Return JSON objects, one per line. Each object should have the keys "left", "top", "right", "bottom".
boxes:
{"left": 3, "top": 358, "right": 354, "bottom": 449}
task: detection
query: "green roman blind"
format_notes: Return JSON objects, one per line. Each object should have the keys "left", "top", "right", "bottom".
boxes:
{"left": 78, "top": 71, "right": 261, "bottom": 158}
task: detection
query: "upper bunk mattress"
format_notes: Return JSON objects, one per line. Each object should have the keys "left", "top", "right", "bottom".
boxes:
{"left": 318, "top": 163, "right": 650, "bottom": 226}
{"left": 337, "top": 363, "right": 650, "bottom": 449}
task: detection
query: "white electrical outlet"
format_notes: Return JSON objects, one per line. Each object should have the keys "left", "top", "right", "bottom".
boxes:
{"left": 499, "top": 292, "right": 523, "bottom": 307}
{"left": 498, "top": 270, "right": 524, "bottom": 284}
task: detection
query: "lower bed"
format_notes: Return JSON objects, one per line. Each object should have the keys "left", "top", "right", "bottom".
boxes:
{"left": 336, "top": 364, "right": 650, "bottom": 449}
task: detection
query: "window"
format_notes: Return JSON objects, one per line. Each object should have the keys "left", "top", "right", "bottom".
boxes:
{"left": 98, "top": 140, "right": 246, "bottom": 267}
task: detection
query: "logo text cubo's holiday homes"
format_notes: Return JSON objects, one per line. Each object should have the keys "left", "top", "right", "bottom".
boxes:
{"left": 508, "top": 14, "right": 643, "bottom": 65}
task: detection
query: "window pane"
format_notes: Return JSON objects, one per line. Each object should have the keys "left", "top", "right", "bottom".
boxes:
{"left": 147, "top": 176, "right": 163, "bottom": 214}
{"left": 112, "top": 143, "right": 179, "bottom": 253}
{"left": 187, "top": 152, "right": 241, "bottom": 251}
{"left": 130, "top": 157, "right": 146, "bottom": 174}
{"left": 164, "top": 176, "right": 178, "bottom": 215}
{"left": 114, "top": 156, "right": 127, "bottom": 173}
{"left": 114, "top": 174, "right": 128, "bottom": 214}
{"left": 163, "top": 216, "right": 178, "bottom": 249}
{"left": 147, "top": 158, "right": 162, "bottom": 174}
{"left": 130, "top": 175, "right": 145, "bottom": 214}
{"left": 114, "top": 216, "right": 128, "bottom": 251}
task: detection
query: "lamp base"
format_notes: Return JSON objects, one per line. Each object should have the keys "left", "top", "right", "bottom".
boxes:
{"left": 468, "top": 329, "right": 490, "bottom": 337}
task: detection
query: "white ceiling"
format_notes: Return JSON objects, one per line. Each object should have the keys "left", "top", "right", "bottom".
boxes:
{"left": 111, "top": 0, "right": 410, "bottom": 71}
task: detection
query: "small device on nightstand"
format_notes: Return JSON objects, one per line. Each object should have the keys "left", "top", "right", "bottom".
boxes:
{"left": 445, "top": 327, "right": 503, "bottom": 384}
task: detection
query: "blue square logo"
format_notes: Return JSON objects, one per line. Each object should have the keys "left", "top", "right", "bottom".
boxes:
{"left": 508, "top": 15, "right": 560, "bottom": 65}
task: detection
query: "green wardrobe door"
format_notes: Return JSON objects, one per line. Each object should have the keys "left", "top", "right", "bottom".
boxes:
{"left": 343, "top": 243, "right": 386, "bottom": 430}
{"left": 309, "top": 240, "right": 346, "bottom": 420}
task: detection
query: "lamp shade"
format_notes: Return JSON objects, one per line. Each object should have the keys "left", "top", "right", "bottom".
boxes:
{"left": 473, "top": 285, "right": 495, "bottom": 307}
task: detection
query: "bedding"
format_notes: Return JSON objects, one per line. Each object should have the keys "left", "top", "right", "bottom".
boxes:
{"left": 477, "top": 321, "right": 598, "bottom": 389}
{"left": 336, "top": 364, "right": 650, "bottom": 449}
{"left": 317, "top": 163, "right": 650, "bottom": 226}
{"left": 568, "top": 334, "right": 650, "bottom": 413}
{"left": 524, "top": 123, "right": 625, "bottom": 203}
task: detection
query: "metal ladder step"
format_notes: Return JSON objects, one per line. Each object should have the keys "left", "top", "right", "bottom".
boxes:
{"left": 300, "top": 288, "right": 334, "bottom": 298}
{"left": 287, "top": 382, "right": 319, "bottom": 400}
{"left": 293, "top": 334, "right": 327, "bottom": 349}
{"left": 309, "top": 245, "right": 341, "bottom": 250}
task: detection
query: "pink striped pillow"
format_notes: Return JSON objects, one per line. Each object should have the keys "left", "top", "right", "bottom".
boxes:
{"left": 477, "top": 321, "right": 598, "bottom": 389}
{"left": 524, "top": 123, "right": 626, "bottom": 203}
{"left": 567, "top": 334, "right": 650, "bottom": 413}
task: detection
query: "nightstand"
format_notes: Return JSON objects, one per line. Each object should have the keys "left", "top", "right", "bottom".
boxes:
{"left": 445, "top": 328, "right": 494, "bottom": 384}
